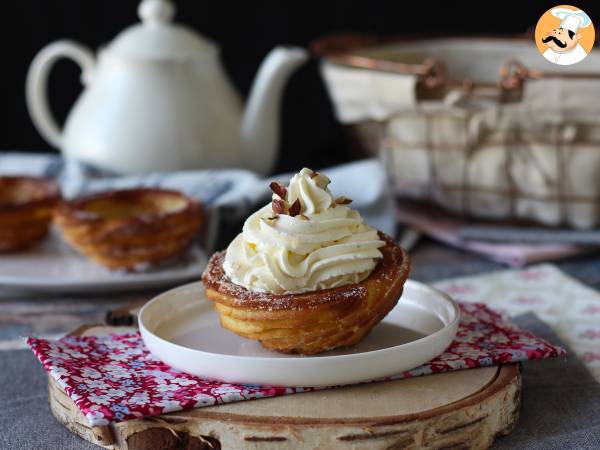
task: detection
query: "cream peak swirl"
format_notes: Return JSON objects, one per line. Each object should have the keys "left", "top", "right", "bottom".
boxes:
{"left": 223, "top": 168, "right": 385, "bottom": 294}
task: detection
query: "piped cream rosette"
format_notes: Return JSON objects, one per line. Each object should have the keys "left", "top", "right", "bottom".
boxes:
{"left": 223, "top": 168, "right": 385, "bottom": 294}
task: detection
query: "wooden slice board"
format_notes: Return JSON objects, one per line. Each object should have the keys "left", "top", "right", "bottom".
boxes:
{"left": 49, "top": 325, "right": 520, "bottom": 450}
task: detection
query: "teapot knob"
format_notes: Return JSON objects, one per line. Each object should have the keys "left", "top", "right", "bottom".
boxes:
{"left": 138, "top": 0, "right": 175, "bottom": 25}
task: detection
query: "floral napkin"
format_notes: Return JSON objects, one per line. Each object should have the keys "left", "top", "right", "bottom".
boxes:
{"left": 28, "top": 302, "right": 564, "bottom": 426}
{"left": 433, "top": 264, "right": 600, "bottom": 381}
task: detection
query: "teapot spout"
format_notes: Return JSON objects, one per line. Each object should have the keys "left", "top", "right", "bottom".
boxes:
{"left": 241, "top": 46, "right": 308, "bottom": 175}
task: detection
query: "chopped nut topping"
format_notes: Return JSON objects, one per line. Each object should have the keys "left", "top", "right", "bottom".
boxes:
{"left": 288, "top": 198, "right": 302, "bottom": 216}
{"left": 269, "top": 181, "right": 287, "bottom": 199}
{"left": 272, "top": 198, "right": 286, "bottom": 214}
{"left": 335, "top": 196, "right": 353, "bottom": 205}
{"left": 311, "top": 172, "right": 330, "bottom": 189}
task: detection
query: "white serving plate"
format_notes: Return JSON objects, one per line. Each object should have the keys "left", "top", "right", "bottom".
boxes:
{"left": 0, "top": 230, "right": 207, "bottom": 294}
{"left": 139, "top": 280, "right": 460, "bottom": 387}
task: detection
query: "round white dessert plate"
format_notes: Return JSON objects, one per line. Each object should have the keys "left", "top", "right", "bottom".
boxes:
{"left": 0, "top": 231, "right": 207, "bottom": 294}
{"left": 139, "top": 280, "right": 460, "bottom": 387}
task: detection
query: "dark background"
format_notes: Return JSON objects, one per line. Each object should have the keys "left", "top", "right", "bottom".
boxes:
{"left": 2, "top": 0, "right": 598, "bottom": 173}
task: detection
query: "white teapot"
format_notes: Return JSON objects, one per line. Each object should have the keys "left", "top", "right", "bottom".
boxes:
{"left": 26, "top": 0, "right": 307, "bottom": 175}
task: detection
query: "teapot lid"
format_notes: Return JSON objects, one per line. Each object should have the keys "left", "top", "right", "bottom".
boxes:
{"left": 107, "top": 0, "right": 217, "bottom": 60}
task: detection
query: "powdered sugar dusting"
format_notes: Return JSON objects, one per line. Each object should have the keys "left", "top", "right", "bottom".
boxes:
{"left": 201, "top": 233, "right": 408, "bottom": 311}
{"left": 202, "top": 250, "right": 369, "bottom": 310}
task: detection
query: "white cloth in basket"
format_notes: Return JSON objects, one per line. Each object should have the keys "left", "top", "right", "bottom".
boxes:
{"left": 322, "top": 38, "right": 600, "bottom": 229}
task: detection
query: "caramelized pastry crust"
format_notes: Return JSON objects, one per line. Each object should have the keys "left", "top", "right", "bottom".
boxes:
{"left": 202, "top": 233, "right": 411, "bottom": 355}
{"left": 0, "top": 176, "right": 60, "bottom": 251}
{"left": 54, "top": 188, "right": 203, "bottom": 270}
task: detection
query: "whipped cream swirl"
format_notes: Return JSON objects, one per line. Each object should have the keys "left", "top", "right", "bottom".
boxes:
{"left": 223, "top": 168, "right": 385, "bottom": 294}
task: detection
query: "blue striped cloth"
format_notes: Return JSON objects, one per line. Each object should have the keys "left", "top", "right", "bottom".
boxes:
{"left": 0, "top": 152, "right": 396, "bottom": 236}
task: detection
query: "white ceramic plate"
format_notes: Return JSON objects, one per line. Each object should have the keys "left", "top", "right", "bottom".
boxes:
{"left": 0, "top": 231, "right": 207, "bottom": 293}
{"left": 139, "top": 280, "right": 460, "bottom": 387}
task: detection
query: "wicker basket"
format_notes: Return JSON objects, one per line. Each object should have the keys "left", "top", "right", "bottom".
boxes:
{"left": 318, "top": 36, "right": 600, "bottom": 229}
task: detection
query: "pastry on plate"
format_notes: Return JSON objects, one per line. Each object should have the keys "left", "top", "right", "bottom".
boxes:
{"left": 202, "top": 168, "right": 410, "bottom": 355}
{"left": 0, "top": 176, "right": 60, "bottom": 251}
{"left": 54, "top": 188, "right": 203, "bottom": 270}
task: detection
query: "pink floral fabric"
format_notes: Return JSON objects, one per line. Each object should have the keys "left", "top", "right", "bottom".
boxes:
{"left": 433, "top": 264, "right": 600, "bottom": 381}
{"left": 28, "top": 302, "right": 565, "bottom": 426}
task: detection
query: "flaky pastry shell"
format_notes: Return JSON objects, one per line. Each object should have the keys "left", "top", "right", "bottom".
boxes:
{"left": 54, "top": 188, "right": 203, "bottom": 270}
{"left": 0, "top": 176, "right": 60, "bottom": 251}
{"left": 202, "top": 233, "right": 410, "bottom": 355}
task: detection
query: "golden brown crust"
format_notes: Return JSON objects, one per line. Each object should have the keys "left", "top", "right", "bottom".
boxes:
{"left": 54, "top": 188, "right": 203, "bottom": 270}
{"left": 0, "top": 176, "right": 61, "bottom": 251}
{"left": 202, "top": 233, "right": 411, "bottom": 354}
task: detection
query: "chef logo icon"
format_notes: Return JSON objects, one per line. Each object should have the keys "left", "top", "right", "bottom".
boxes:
{"left": 535, "top": 5, "right": 594, "bottom": 65}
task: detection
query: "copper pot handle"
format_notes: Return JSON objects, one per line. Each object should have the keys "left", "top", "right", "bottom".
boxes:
{"left": 312, "top": 33, "right": 600, "bottom": 94}
{"left": 498, "top": 59, "right": 529, "bottom": 91}
{"left": 312, "top": 34, "right": 447, "bottom": 90}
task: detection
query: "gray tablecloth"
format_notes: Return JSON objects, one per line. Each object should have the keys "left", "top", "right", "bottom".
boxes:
{"left": 494, "top": 314, "right": 600, "bottom": 449}
{"left": 0, "top": 313, "right": 598, "bottom": 450}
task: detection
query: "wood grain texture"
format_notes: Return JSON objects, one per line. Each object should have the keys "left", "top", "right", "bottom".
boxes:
{"left": 48, "top": 325, "right": 521, "bottom": 450}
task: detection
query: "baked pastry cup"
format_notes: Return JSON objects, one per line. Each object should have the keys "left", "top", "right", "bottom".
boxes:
{"left": 202, "top": 233, "right": 410, "bottom": 355}
{"left": 54, "top": 188, "right": 203, "bottom": 270}
{"left": 0, "top": 176, "right": 60, "bottom": 251}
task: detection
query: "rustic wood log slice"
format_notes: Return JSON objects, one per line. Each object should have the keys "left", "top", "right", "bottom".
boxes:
{"left": 48, "top": 325, "right": 521, "bottom": 450}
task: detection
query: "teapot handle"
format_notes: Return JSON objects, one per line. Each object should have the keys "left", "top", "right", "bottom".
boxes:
{"left": 26, "top": 40, "right": 95, "bottom": 148}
